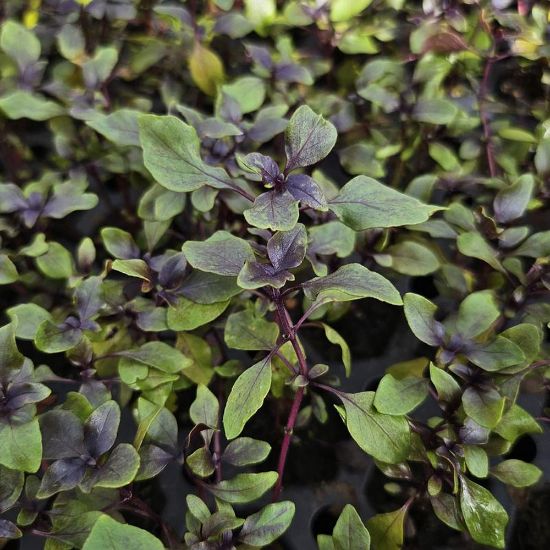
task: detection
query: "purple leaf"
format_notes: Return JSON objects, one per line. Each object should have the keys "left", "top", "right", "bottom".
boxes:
{"left": 75, "top": 276, "right": 103, "bottom": 321}
{"left": 37, "top": 457, "right": 87, "bottom": 498}
{"left": 40, "top": 410, "right": 86, "bottom": 460}
{"left": 6, "top": 382, "right": 50, "bottom": 409}
{"left": 247, "top": 117, "right": 288, "bottom": 144}
{"left": 136, "top": 444, "right": 175, "bottom": 480}
{"left": 286, "top": 174, "right": 327, "bottom": 210}
{"left": 246, "top": 44, "right": 273, "bottom": 70}
{"left": 267, "top": 224, "right": 307, "bottom": 271}
{"left": 84, "top": 400, "right": 120, "bottom": 458}
{"left": 241, "top": 153, "right": 281, "bottom": 184}
{"left": 237, "top": 261, "right": 293, "bottom": 289}
{"left": 0, "top": 519, "right": 21, "bottom": 539}
{"left": 274, "top": 63, "right": 313, "bottom": 85}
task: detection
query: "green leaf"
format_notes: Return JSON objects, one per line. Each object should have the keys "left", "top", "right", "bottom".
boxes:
{"left": 183, "top": 231, "right": 255, "bottom": 276}
{"left": 459, "top": 477, "right": 508, "bottom": 548}
{"left": 35, "top": 321, "right": 82, "bottom": 353}
{"left": 222, "top": 437, "right": 271, "bottom": 466}
{"left": 366, "top": 506, "right": 406, "bottom": 550}
{"left": 0, "top": 322, "right": 24, "bottom": 371}
{"left": 491, "top": 459, "right": 542, "bottom": 487}
{"left": 36, "top": 242, "right": 74, "bottom": 279}
{"left": 244, "top": 191, "right": 300, "bottom": 231}
{"left": 82, "top": 514, "right": 164, "bottom": 550}
{"left": 1, "top": 20, "right": 41, "bottom": 71}
{"left": 494, "top": 404, "right": 542, "bottom": 443}
{"left": 374, "top": 374, "right": 429, "bottom": 415}
{"left": 329, "top": 176, "right": 442, "bottom": 231}
{"left": 117, "top": 342, "right": 192, "bottom": 374}
{"left": 493, "top": 174, "right": 534, "bottom": 223}
{"left": 403, "top": 293, "right": 443, "bottom": 346}
{"left": 0, "top": 464, "right": 24, "bottom": 512}
{"left": 222, "top": 76, "right": 266, "bottom": 114}
{"left": 457, "top": 232, "right": 504, "bottom": 272}
{"left": 462, "top": 387, "right": 505, "bottom": 429}
{"left": 86, "top": 109, "right": 141, "bottom": 147}
{"left": 0, "top": 254, "right": 17, "bottom": 285}
{"left": 0, "top": 419, "right": 42, "bottom": 472}
{"left": 207, "top": 472, "right": 278, "bottom": 503}
{"left": 190, "top": 385, "right": 219, "bottom": 432}
{"left": 285, "top": 105, "right": 337, "bottom": 171}
{"left": 138, "top": 114, "right": 233, "bottom": 192}
{"left": 239, "top": 501, "right": 295, "bottom": 546}
{"left": 466, "top": 336, "right": 525, "bottom": 371}
{"left": 430, "top": 493, "right": 463, "bottom": 531}
{"left": 186, "top": 447, "right": 215, "bottom": 478}
{"left": 337, "top": 391, "right": 410, "bottom": 463}
{"left": 321, "top": 323, "right": 351, "bottom": 377}
{"left": 514, "top": 230, "right": 550, "bottom": 258}
{"left": 0, "top": 91, "right": 64, "bottom": 120}
{"left": 225, "top": 309, "right": 279, "bottom": 351}
{"left": 497, "top": 127, "right": 537, "bottom": 143}
{"left": 464, "top": 445, "right": 488, "bottom": 478}
{"left": 330, "top": 0, "right": 373, "bottom": 22}
{"left": 383, "top": 241, "right": 440, "bottom": 276}
{"left": 429, "top": 364, "right": 461, "bottom": 402}
{"left": 7, "top": 304, "right": 52, "bottom": 340}
{"left": 333, "top": 504, "right": 371, "bottom": 550}
{"left": 189, "top": 42, "right": 225, "bottom": 96}
{"left": 303, "top": 263, "right": 402, "bottom": 307}
{"left": 223, "top": 358, "right": 272, "bottom": 439}
{"left": 413, "top": 98, "right": 458, "bottom": 125}
{"left": 166, "top": 297, "right": 229, "bottom": 331}
{"left": 457, "top": 291, "right": 500, "bottom": 339}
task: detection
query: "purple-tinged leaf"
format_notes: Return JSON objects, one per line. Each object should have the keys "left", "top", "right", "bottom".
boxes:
{"left": 286, "top": 174, "right": 327, "bottom": 210}
{"left": 241, "top": 153, "right": 281, "bottom": 184}
{"left": 267, "top": 224, "right": 307, "bottom": 271}
{"left": 403, "top": 293, "right": 445, "bottom": 346}
{"left": 0, "top": 183, "right": 26, "bottom": 213}
{"left": 215, "top": 13, "right": 254, "bottom": 38}
{"left": 246, "top": 44, "right": 273, "bottom": 70}
{"left": 42, "top": 182, "right": 98, "bottom": 219}
{"left": 100, "top": 227, "right": 139, "bottom": 260}
{"left": 493, "top": 174, "right": 534, "bottom": 224}
{"left": 239, "top": 501, "right": 295, "bottom": 546}
{"left": 75, "top": 276, "right": 103, "bottom": 321}
{"left": 238, "top": 261, "right": 293, "bottom": 289}
{"left": 84, "top": 400, "right": 120, "bottom": 458}
{"left": 247, "top": 116, "right": 288, "bottom": 143}
{"left": 35, "top": 319, "right": 82, "bottom": 353}
{"left": 0, "top": 518, "right": 21, "bottom": 539}
{"left": 222, "top": 437, "right": 271, "bottom": 466}
{"left": 37, "top": 457, "right": 87, "bottom": 499}
{"left": 79, "top": 443, "right": 139, "bottom": 491}
{"left": 274, "top": 63, "right": 313, "bottom": 85}
{"left": 6, "top": 382, "right": 50, "bottom": 409}
{"left": 244, "top": 191, "right": 299, "bottom": 231}
{"left": 39, "top": 410, "right": 86, "bottom": 460}
{"left": 136, "top": 444, "right": 175, "bottom": 481}
{"left": 285, "top": 106, "right": 337, "bottom": 172}
{"left": 183, "top": 231, "right": 254, "bottom": 277}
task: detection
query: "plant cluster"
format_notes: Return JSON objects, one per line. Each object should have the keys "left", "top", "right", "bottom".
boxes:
{"left": 0, "top": 0, "right": 549, "bottom": 549}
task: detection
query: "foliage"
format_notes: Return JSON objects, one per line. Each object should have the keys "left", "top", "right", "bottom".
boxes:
{"left": 0, "top": 1, "right": 549, "bottom": 549}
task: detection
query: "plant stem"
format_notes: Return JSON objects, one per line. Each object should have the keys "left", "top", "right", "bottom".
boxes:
{"left": 272, "top": 290, "right": 309, "bottom": 499}
{"left": 273, "top": 385, "right": 304, "bottom": 501}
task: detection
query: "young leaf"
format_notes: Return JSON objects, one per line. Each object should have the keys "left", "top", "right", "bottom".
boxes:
{"left": 267, "top": 224, "right": 307, "bottom": 271}
{"left": 207, "top": 472, "right": 278, "bottom": 503}
{"left": 139, "top": 115, "right": 233, "bottom": 192}
{"left": 329, "top": 176, "right": 442, "bottom": 231}
{"left": 403, "top": 293, "right": 444, "bottom": 346}
{"left": 0, "top": 419, "right": 42, "bottom": 472}
{"left": 244, "top": 191, "right": 300, "bottom": 231}
{"left": 84, "top": 400, "right": 120, "bottom": 458}
{"left": 239, "top": 501, "right": 295, "bottom": 546}
{"left": 333, "top": 504, "right": 371, "bottom": 550}
{"left": 189, "top": 42, "right": 225, "bottom": 96}
{"left": 223, "top": 358, "right": 272, "bottom": 439}
{"left": 456, "top": 291, "right": 500, "bottom": 339}
{"left": 321, "top": 323, "right": 351, "bottom": 377}
{"left": 183, "top": 231, "right": 255, "bottom": 276}
{"left": 222, "top": 437, "right": 271, "bottom": 466}
{"left": 284, "top": 105, "right": 337, "bottom": 172}
{"left": 459, "top": 477, "right": 508, "bottom": 548}
{"left": 490, "top": 459, "right": 542, "bottom": 488}
{"left": 82, "top": 514, "right": 164, "bottom": 550}
{"left": 337, "top": 392, "right": 410, "bottom": 463}
{"left": 429, "top": 364, "right": 461, "bottom": 402}
{"left": 224, "top": 310, "right": 279, "bottom": 351}
{"left": 366, "top": 505, "right": 406, "bottom": 550}
{"left": 303, "top": 263, "right": 402, "bottom": 306}
{"left": 374, "top": 374, "right": 429, "bottom": 415}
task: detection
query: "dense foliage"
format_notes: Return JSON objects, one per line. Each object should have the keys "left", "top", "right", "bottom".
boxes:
{"left": 0, "top": 0, "right": 549, "bottom": 548}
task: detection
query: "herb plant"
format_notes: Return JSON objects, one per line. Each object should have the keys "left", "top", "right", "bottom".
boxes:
{"left": 0, "top": 1, "right": 549, "bottom": 549}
